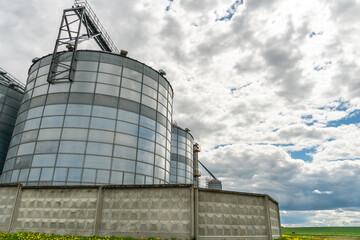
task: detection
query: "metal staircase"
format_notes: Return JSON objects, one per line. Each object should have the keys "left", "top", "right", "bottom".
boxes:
{"left": 74, "top": 0, "right": 119, "bottom": 54}
{"left": 47, "top": 0, "right": 119, "bottom": 83}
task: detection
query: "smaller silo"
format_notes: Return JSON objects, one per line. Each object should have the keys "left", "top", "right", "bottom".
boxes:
{"left": 170, "top": 123, "right": 194, "bottom": 184}
{"left": 0, "top": 68, "right": 24, "bottom": 176}
{"left": 207, "top": 178, "right": 222, "bottom": 190}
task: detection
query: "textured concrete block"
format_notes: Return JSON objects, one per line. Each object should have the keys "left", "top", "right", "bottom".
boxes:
{"left": 99, "top": 187, "right": 192, "bottom": 239}
{"left": 198, "top": 190, "right": 271, "bottom": 239}
{"left": 0, "top": 185, "right": 280, "bottom": 240}
{"left": 12, "top": 188, "right": 98, "bottom": 236}
{"left": 0, "top": 187, "right": 17, "bottom": 231}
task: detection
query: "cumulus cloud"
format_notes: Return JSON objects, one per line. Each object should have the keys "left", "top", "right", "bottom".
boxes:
{"left": 1, "top": 0, "right": 360, "bottom": 227}
{"left": 281, "top": 208, "right": 360, "bottom": 227}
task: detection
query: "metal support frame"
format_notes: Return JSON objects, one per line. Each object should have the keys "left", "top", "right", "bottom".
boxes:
{"left": 47, "top": 7, "right": 86, "bottom": 83}
{"left": 48, "top": 0, "right": 120, "bottom": 83}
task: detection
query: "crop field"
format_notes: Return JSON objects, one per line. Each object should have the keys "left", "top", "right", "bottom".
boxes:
{"left": 277, "top": 235, "right": 334, "bottom": 240}
{"left": 281, "top": 227, "right": 360, "bottom": 239}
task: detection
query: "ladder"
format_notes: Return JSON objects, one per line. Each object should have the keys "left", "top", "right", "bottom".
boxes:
{"left": 47, "top": 0, "right": 119, "bottom": 83}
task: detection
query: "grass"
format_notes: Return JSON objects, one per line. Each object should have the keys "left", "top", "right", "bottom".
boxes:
{"left": 276, "top": 235, "right": 334, "bottom": 240}
{"left": 2, "top": 229, "right": 360, "bottom": 240}
{"left": 0, "top": 232, "right": 165, "bottom": 240}
{"left": 281, "top": 227, "right": 360, "bottom": 240}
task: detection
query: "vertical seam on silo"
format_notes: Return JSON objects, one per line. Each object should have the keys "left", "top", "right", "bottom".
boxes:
{"left": 110, "top": 54, "right": 124, "bottom": 184}
{"left": 81, "top": 52, "right": 100, "bottom": 185}
{"left": 51, "top": 52, "right": 73, "bottom": 186}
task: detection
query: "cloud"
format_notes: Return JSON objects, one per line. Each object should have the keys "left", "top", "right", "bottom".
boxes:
{"left": 281, "top": 208, "right": 360, "bottom": 227}
{"left": 199, "top": 143, "right": 360, "bottom": 211}
{"left": 313, "top": 190, "right": 334, "bottom": 195}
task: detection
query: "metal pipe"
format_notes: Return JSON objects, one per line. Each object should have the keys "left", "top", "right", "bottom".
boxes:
{"left": 193, "top": 143, "right": 201, "bottom": 188}
{"left": 198, "top": 160, "right": 217, "bottom": 180}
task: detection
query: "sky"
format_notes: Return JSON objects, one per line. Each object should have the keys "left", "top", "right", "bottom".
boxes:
{"left": 1, "top": 0, "right": 360, "bottom": 227}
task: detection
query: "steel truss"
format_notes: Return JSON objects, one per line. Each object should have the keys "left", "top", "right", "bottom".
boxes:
{"left": 47, "top": 0, "right": 119, "bottom": 83}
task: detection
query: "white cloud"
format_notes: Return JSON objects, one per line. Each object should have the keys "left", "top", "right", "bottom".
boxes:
{"left": 313, "top": 189, "right": 333, "bottom": 195}
{"left": 281, "top": 208, "right": 360, "bottom": 227}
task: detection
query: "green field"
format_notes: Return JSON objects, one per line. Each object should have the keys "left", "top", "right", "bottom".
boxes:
{"left": 281, "top": 227, "right": 360, "bottom": 239}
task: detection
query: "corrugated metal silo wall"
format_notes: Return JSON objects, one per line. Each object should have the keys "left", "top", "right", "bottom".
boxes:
{"left": 0, "top": 85, "right": 23, "bottom": 174}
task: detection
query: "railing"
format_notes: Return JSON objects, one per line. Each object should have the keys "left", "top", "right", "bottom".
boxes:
{"left": 74, "top": 0, "right": 120, "bottom": 54}
{"left": 0, "top": 67, "right": 25, "bottom": 91}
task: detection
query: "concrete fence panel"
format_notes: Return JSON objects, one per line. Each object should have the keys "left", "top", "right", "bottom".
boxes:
{"left": 269, "top": 199, "right": 281, "bottom": 239}
{"left": 0, "top": 186, "right": 18, "bottom": 232}
{"left": 99, "top": 186, "right": 193, "bottom": 239}
{"left": 0, "top": 184, "right": 281, "bottom": 240}
{"left": 198, "top": 189, "right": 270, "bottom": 240}
{"left": 12, "top": 187, "right": 98, "bottom": 236}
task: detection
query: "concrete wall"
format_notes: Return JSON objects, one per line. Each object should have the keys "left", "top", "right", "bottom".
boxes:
{"left": 99, "top": 186, "right": 193, "bottom": 239}
{"left": 13, "top": 187, "right": 98, "bottom": 236}
{"left": 0, "top": 185, "right": 19, "bottom": 232}
{"left": 197, "top": 189, "right": 274, "bottom": 240}
{"left": 269, "top": 198, "right": 281, "bottom": 239}
{"left": 0, "top": 184, "right": 280, "bottom": 240}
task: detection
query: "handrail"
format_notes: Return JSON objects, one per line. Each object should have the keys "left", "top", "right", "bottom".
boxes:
{"left": 0, "top": 67, "right": 25, "bottom": 92}
{"left": 73, "top": 0, "right": 120, "bottom": 54}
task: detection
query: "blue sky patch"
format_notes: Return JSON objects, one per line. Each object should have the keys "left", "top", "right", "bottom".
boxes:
{"left": 289, "top": 146, "right": 317, "bottom": 162}
{"left": 213, "top": 143, "right": 232, "bottom": 149}
{"left": 313, "top": 61, "right": 331, "bottom": 71}
{"left": 230, "top": 83, "right": 252, "bottom": 94}
{"left": 301, "top": 114, "right": 318, "bottom": 126}
{"left": 272, "top": 143, "right": 295, "bottom": 147}
{"left": 216, "top": 0, "right": 243, "bottom": 21}
{"left": 309, "top": 31, "right": 323, "bottom": 38}
{"left": 331, "top": 157, "right": 360, "bottom": 161}
{"left": 305, "top": 120, "right": 318, "bottom": 126}
{"left": 301, "top": 114, "right": 313, "bottom": 120}
{"left": 319, "top": 99, "right": 350, "bottom": 111}
{"left": 333, "top": 99, "right": 350, "bottom": 111}
{"left": 326, "top": 109, "right": 360, "bottom": 127}
{"left": 165, "top": 0, "right": 174, "bottom": 11}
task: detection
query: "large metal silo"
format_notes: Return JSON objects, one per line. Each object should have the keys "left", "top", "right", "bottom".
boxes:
{"left": 170, "top": 124, "right": 194, "bottom": 184}
{"left": 0, "top": 68, "right": 24, "bottom": 176}
{"left": 0, "top": 50, "right": 173, "bottom": 186}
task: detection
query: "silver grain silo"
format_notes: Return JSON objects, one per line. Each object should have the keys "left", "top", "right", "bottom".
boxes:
{"left": 170, "top": 124, "right": 194, "bottom": 184}
{"left": 0, "top": 68, "right": 24, "bottom": 177}
{"left": 0, "top": 50, "right": 173, "bottom": 186}
{"left": 207, "top": 178, "right": 222, "bottom": 190}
